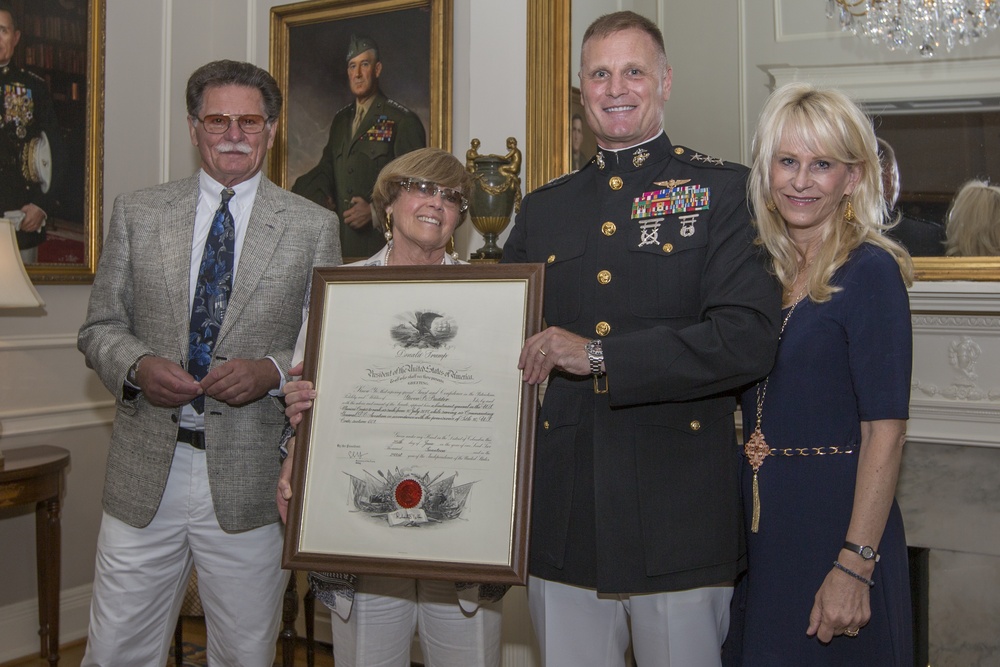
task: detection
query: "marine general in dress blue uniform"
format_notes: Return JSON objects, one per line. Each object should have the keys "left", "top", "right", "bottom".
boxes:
{"left": 502, "top": 12, "right": 781, "bottom": 667}
{"left": 0, "top": 1, "right": 66, "bottom": 254}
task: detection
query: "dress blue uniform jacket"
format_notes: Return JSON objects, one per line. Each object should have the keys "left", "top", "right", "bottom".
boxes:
{"left": 502, "top": 132, "right": 781, "bottom": 593}
{"left": 0, "top": 63, "right": 65, "bottom": 249}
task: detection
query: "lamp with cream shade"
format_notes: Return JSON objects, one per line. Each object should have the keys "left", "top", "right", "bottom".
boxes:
{"left": 0, "top": 217, "right": 44, "bottom": 308}
{"left": 1, "top": 217, "right": 46, "bottom": 468}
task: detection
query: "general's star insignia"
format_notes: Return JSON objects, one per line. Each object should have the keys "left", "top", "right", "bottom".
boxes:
{"left": 690, "top": 153, "right": 725, "bottom": 166}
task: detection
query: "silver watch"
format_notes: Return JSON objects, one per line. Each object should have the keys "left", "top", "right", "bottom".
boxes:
{"left": 585, "top": 339, "right": 604, "bottom": 376}
{"left": 126, "top": 354, "right": 148, "bottom": 387}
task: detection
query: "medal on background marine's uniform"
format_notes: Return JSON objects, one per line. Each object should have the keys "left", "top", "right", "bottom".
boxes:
{"left": 365, "top": 115, "right": 395, "bottom": 142}
{"left": 3, "top": 83, "right": 35, "bottom": 139}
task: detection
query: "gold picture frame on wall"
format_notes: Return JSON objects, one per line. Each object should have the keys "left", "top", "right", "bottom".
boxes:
{"left": 14, "top": 0, "right": 105, "bottom": 284}
{"left": 525, "top": 0, "right": 569, "bottom": 193}
{"left": 268, "top": 0, "right": 452, "bottom": 190}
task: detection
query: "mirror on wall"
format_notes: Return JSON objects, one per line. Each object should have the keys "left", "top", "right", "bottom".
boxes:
{"left": 871, "top": 103, "right": 999, "bottom": 259}
{"left": 526, "top": 0, "right": 1000, "bottom": 280}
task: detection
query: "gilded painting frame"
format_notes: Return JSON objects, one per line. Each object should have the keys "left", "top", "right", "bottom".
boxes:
{"left": 16, "top": 0, "right": 105, "bottom": 284}
{"left": 268, "top": 0, "right": 452, "bottom": 189}
{"left": 284, "top": 264, "right": 543, "bottom": 584}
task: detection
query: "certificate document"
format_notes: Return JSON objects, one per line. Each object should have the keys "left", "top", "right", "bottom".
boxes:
{"left": 286, "top": 264, "right": 543, "bottom": 584}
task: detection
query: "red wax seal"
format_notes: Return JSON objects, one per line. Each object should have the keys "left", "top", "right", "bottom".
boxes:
{"left": 395, "top": 479, "right": 424, "bottom": 509}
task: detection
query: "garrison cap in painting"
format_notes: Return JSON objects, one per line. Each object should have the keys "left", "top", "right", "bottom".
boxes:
{"left": 346, "top": 34, "right": 378, "bottom": 61}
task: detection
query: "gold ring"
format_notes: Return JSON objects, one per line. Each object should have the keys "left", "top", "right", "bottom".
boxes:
{"left": 844, "top": 628, "right": 859, "bottom": 637}
{"left": 538, "top": 349, "right": 547, "bottom": 356}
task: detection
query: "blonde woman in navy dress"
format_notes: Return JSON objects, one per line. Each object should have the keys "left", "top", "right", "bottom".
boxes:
{"left": 725, "top": 83, "right": 914, "bottom": 665}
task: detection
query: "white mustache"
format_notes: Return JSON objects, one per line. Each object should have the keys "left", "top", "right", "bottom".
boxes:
{"left": 215, "top": 141, "right": 252, "bottom": 154}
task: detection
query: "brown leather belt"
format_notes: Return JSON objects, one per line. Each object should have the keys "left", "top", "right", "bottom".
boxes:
{"left": 177, "top": 427, "right": 206, "bottom": 450}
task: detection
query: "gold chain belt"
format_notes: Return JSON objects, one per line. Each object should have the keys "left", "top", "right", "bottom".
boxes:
{"left": 766, "top": 445, "right": 855, "bottom": 457}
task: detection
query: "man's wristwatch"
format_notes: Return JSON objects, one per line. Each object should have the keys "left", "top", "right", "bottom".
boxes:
{"left": 126, "top": 354, "right": 149, "bottom": 388}
{"left": 585, "top": 339, "right": 604, "bottom": 376}
{"left": 843, "top": 540, "right": 880, "bottom": 562}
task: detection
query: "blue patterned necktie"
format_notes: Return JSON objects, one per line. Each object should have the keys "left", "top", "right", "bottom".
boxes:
{"left": 188, "top": 187, "right": 236, "bottom": 413}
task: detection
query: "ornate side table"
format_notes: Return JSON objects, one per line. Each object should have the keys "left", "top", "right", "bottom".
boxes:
{"left": 0, "top": 445, "right": 71, "bottom": 666}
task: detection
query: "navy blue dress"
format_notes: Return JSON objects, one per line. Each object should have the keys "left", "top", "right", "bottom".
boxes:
{"left": 729, "top": 245, "right": 913, "bottom": 666}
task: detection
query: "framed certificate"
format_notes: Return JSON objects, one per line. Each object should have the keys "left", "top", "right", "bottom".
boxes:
{"left": 284, "top": 264, "right": 544, "bottom": 584}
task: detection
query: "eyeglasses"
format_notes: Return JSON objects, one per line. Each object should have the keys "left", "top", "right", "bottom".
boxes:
{"left": 196, "top": 114, "right": 270, "bottom": 134}
{"left": 397, "top": 179, "right": 469, "bottom": 212}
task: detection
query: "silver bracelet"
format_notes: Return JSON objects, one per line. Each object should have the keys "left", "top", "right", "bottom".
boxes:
{"left": 833, "top": 560, "right": 875, "bottom": 588}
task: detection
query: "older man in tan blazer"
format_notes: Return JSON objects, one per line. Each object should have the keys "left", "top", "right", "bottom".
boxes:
{"left": 78, "top": 60, "right": 340, "bottom": 667}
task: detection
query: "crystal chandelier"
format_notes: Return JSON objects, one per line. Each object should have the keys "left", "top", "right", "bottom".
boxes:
{"left": 827, "top": 0, "right": 1000, "bottom": 57}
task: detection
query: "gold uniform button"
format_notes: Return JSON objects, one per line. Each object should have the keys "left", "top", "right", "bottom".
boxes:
{"left": 674, "top": 147, "right": 684, "bottom": 155}
{"left": 690, "top": 420, "right": 701, "bottom": 431}
{"left": 609, "top": 176, "right": 623, "bottom": 190}
{"left": 597, "top": 270, "right": 612, "bottom": 285}
{"left": 595, "top": 321, "right": 611, "bottom": 336}
{"left": 547, "top": 254, "right": 556, "bottom": 264}
{"left": 602, "top": 221, "right": 617, "bottom": 236}
{"left": 543, "top": 421, "right": 550, "bottom": 430}
{"left": 663, "top": 243, "right": 673, "bottom": 253}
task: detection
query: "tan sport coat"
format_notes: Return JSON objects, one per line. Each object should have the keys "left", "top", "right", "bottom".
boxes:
{"left": 79, "top": 174, "right": 341, "bottom": 532}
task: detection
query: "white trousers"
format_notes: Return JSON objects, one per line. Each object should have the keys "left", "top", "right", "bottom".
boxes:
{"left": 528, "top": 576, "right": 732, "bottom": 667}
{"left": 331, "top": 575, "right": 503, "bottom": 667}
{"left": 82, "top": 442, "right": 288, "bottom": 667}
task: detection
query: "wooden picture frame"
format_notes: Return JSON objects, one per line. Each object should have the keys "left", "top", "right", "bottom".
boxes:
{"left": 284, "top": 264, "right": 544, "bottom": 584}
{"left": 268, "top": 0, "right": 452, "bottom": 189}
{"left": 9, "top": 0, "right": 105, "bottom": 283}
{"left": 569, "top": 86, "right": 596, "bottom": 172}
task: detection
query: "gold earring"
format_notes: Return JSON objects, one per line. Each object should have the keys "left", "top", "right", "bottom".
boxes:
{"left": 446, "top": 236, "right": 455, "bottom": 258}
{"left": 384, "top": 211, "right": 393, "bottom": 241}
{"left": 765, "top": 199, "right": 777, "bottom": 212}
{"left": 843, "top": 197, "right": 856, "bottom": 223}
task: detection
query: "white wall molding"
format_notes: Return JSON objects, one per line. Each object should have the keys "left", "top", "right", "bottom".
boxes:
{"left": 773, "top": 0, "right": 849, "bottom": 43}
{"left": 0, "top": 584, "right": 91, "bottom": 664}
{"left": 765, "top": 58, "right": 1000, "bottom": 104}
{"left": 912, "top": 314, "right": 1000, "bottom": 332}
{"left": 905, "top": 282, "right": 1000, "bottom": 448}
{"left": 907, "top": 423, "right": 1000, "bottom": 450}
{"left": 909, "top": 281, "right": 1000, "bottom": 314}
{"left": 0, "top": 333, "right": 78, "bottom": 351}
{"left": 911, "top": 399, "right": 1000, "bottom": 419}
{"left": 0, "top": 401, "right": 114, "bottom": 437}
{"left": 160, "top": 0, "right": 173, "bottom": 184}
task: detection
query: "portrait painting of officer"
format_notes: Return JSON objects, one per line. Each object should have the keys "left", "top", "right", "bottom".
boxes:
{"left": 0, "top": 0, "right": 70, "bottom": 263}
{"left": 291, "top": 30, "right": 427, "bottom": 259}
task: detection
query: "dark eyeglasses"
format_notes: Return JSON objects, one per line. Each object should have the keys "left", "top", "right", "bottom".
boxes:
{"left": 397, "top": 179, "right": 469, "bottom": 212}
{"left": 196, "top": 114, "right": 270, "bottom": 134}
